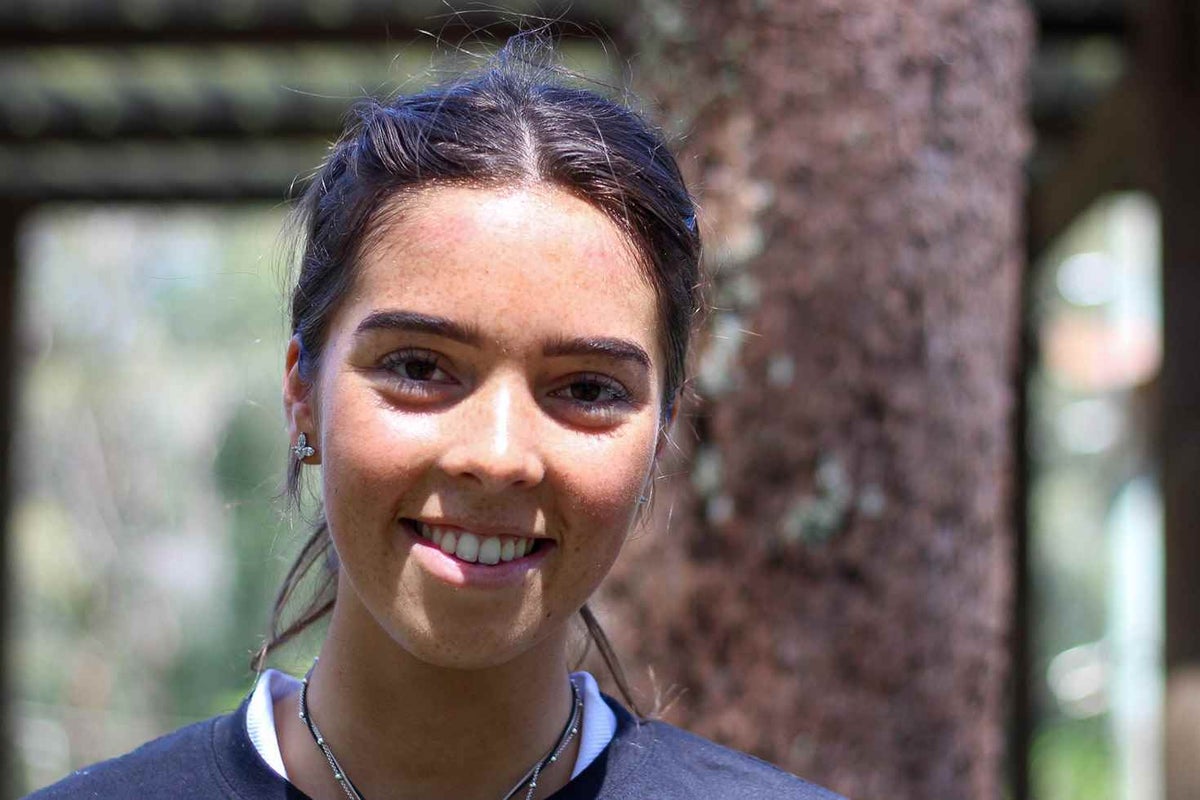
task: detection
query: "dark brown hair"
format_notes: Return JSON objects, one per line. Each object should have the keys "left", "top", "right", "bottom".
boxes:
{"left": 254, "top": 34, "right": 702, "bottom": 713}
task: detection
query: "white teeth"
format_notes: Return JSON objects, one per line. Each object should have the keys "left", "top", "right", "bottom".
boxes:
{"left": 417, "top": 523, "right": 539, "bottom": 565}
{"left": 478, "top": 537, "right": 501, "bottom": 565}
{"left": 455, "top": 532, "right": 480, "bottom": 563}
{"left": 416, "top": 523, "right": 438, "bottom": 544}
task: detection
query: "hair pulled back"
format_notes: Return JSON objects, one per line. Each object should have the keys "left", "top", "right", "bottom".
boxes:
{"left": 257, "top": 34, "right": 703, "bottom": 711}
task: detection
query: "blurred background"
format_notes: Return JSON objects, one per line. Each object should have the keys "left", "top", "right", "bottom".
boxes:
{"left": 0, "top": 1, "right": 1196, "bottom": 798}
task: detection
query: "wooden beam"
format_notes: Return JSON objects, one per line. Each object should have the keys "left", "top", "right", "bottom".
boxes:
{"left": 0, "top": 0, "right": 620, "bottom": 46}
{"left": 0, "top": 95, "right": 346, "bottom": 144}
{"left": 1035, "top": 0, "right": 1127, "bottom": 37}
{"left": 1028, "top": 75, "right": 1143, "bottom": 256}
{"left": 0, "top": 39, "right": 613, "bottom": 145}
{"left": 0, "top": 139, "right": 327, "bottom": 202}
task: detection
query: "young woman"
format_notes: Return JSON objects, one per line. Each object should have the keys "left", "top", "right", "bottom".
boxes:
{"left": 30, "top": 37, "right": 844, "bottom": 800}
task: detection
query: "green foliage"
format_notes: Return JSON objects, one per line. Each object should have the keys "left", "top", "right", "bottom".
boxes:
{"left": 1030, "top": 717, "right": 1115, "bottom": 800}
{"left": 12, "top": 204, "right": 299, "bottom": 790}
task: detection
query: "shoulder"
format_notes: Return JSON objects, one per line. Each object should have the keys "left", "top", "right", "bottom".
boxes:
{"left": 587, "top": 698, "right": 846, "bottom": 800}
{"left": 24, "top": 714, "right": 231, "bottom": 799}
{"left": 633, "top": 719, "right": 846, "bottom": 800}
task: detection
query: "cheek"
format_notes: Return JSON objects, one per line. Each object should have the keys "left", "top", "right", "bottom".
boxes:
{"left": 318, "top": 379, "right": 442, "bottom": 514}
{"left": 551, "top": 434, "right": 655, "bottom": 544}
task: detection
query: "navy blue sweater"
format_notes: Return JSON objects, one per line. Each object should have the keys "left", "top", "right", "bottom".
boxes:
{"left": 27, "top": 694, "right": 845, "bottom": 799}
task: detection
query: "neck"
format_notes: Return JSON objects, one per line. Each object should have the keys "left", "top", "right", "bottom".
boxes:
{"left": 276, "top": 589, "right": 580, "bottom": 800}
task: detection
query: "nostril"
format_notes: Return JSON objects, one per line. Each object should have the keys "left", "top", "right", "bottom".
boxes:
{"left": 440, "top": 446, "right": 546, "bottom": 491}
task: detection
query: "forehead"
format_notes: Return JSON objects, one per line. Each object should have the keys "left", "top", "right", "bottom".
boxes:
{"left": 345, "top": 185, "right": 659, "bottom": 352}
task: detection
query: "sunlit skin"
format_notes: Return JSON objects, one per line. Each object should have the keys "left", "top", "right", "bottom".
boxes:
{"left": 277, "top": 184, "right": 668, "bottom": 800}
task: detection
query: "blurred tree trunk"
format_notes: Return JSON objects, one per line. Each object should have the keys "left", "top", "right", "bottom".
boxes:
{"left": 597, "top": 2, "right": 1032, "bottom": 798}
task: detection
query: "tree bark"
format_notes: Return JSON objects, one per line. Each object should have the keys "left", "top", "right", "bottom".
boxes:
{"left": 596, "top": 3, "right": 1033, "bottom": 797}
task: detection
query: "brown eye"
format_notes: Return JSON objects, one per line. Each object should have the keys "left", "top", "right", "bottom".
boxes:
{"left": 551, "top": 374, "right": 631, "bottom": 406}
{"left": 378, "top": 349, "right": 454, "bottom": 387}
{"left": 568, "top": 381, "right": 603, "bottom": 402}
{"left": 404, "top": 359, "right": 438, "bottom": 381}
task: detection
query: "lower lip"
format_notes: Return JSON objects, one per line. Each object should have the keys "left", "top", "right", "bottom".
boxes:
{"left": 401, "top": 520, "right": 553, "bottom": 589}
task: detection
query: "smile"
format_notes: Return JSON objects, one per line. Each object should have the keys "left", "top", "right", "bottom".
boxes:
{"left": 409, "top": 521, "right": 543, "bottom": 565}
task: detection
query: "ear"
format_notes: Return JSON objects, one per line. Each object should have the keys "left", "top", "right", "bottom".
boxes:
{"left": 283, "top": 335, "right": 321, "bottom": 464}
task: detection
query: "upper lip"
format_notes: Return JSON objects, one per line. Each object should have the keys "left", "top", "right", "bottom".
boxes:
{"left": 406, "top": 518, "right": 548, "bottom": 540}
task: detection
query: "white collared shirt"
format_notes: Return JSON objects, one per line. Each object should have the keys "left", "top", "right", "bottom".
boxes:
{"left": 245, "top": 669, "right": 617, "bottom": 782}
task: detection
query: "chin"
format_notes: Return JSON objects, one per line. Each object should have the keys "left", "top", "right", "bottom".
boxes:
{"left": 357, "top": 586, "right": 568, "bottom": 672}
{"left": 331, "top": 538, "right": 595, "bottom": 673}
{"left": 388, "top": 617, "right": 564, "bottom": 672}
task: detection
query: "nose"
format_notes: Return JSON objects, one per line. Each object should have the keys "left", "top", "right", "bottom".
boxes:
{"left": 438, "top": 377, "right": 546, "bottom": 491}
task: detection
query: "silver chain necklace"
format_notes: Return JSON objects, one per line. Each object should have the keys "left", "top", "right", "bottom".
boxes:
{"left": 298, "top": 658, "right": 583, "bottom": 800}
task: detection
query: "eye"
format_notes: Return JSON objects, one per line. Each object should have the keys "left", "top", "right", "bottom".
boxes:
{"left": 562, "top": 378, "right": 624, "bottom": 403}
{"left": 376, "top": 349, "right": 456, "bottom": 395}
{"left": 548, "top": 373, "right": 634, "bottom": 418}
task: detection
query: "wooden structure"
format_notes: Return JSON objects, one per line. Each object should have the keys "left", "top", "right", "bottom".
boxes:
{"left": 0, "top": 0, "right": 1191, "bottom": 796}
{"left": 1029, "top": 1, "right": 1198, "bottom": 797}
{"left": 1138, "top": 3, "right": 1200, "bottom": 798}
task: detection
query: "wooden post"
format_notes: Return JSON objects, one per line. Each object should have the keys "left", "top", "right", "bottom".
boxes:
{"left": 0, "top": 202, "right": 29, "bottom": 798}
{"left": 1138, "top": 1, "right": 1200, "bottom": 796}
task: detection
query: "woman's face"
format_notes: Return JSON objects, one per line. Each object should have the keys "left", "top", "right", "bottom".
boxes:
{"left": 285, "top": 185, "right": 665, "bottom": 669}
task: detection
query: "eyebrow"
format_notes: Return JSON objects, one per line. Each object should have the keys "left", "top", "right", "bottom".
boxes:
{"left": 354, "top": 310, "right": 483, "bottom": 346}
{"left": 543, "top": 335, "right": 652, "bottom": 371}
{"left": 354, "top": 310, "right": 652, "bottom": 371}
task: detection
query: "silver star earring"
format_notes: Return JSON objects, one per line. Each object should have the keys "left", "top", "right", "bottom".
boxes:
{"left": 292, "top": 432, "right": 316, "bottom": 461}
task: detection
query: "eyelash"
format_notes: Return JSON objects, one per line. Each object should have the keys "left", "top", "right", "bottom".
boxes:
{"left": 377, "top": 349, "right": 455, "bottom": 395}
{"left": 374, "top": 350, "right": 634, "bottom": 417}
{"left": 549, "top": 373, "right": 633, "bottom": 409}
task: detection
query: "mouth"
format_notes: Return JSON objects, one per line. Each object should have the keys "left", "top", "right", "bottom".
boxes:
{"left": 401, "top": 519, "right": 547, "bottom": 566}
